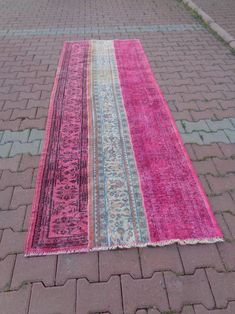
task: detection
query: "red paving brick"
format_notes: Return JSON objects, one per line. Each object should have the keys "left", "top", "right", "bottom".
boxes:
{"left": 121, "top": 273, "right": 169, "bottom": 313}
{"left": 0, "top": 155, "right": 21, "bottom": 171}
{"left": 0, "top": 229, "right": 26, "bottom": 259}
{"left": 56, "top": 252, "right": 98, "bottom": 284}
{"left": 0, "top": 187, "right": 14, "bottom": 210}
{"left": 0, "top": 168, "right": 33, "bottom": 189}
{"left": 29, "top": 280, "right": 76, "bottom": 314}
{"left": 0, "top": 205, "right": 26, "bottom": 231}
{"left": 11, "top": 254, "right": 57, "bottom": 289}
{"left": 77, "top": 276, "right": 122, "bottom": 314}
{"left": 0, "top": 284, "right": 31, "bottom": 314}
{"left": 0, "top": 255, "right": 15, "bottom": 291}
{"left": 19, "top": 155, "right": 40, "bottom": 171}
{"left": 206, "top": 268, "right": 235, "bottom": 308}
{"left": 0, "top": 0, "right": 235, "bottom": 312}
{"left": 194, "top": 303, "right": 235, "bottom": 314}
{"left": 178, "top": 243, "right": 224, "bottom": 274}
{"left": 209, "top": 192, "right": 235, "bottom": 214}
{"left": 99, "top": 248, "right": 142, "bottom": 281}
{"left": 139, "top": 245, "right": 183, "bottom": 277}
{"left": 165, "top": 269, "right": 215, "bottom": 312}
{"left": 217, "top": 241, "right": 235, "bottom": 271}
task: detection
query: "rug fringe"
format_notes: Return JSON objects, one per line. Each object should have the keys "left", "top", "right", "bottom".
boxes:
{"left": 25, "top": 236, "right": 223, "bottom": 257}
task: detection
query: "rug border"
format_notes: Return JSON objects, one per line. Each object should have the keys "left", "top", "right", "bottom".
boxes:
{"left": 25, "top": 42, "right": 70, "bottom": 255}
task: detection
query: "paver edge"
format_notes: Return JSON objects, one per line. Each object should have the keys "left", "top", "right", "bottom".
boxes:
{"left": 180, "top": 0, "right": 235, "bottom": 51}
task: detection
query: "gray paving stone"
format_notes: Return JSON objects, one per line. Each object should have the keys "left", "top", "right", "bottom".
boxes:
{"left": 224, "top": 130, "right": 235, "bottom": 143}
{"left": 181, "top": 132, "right": 203, "bottom": 144}
{"left": 0, "top": 143, "right": 12, "bottom": 158}
{"left": 28, "top": 129, "right": 44, "bottom": 142}
{"left": 229, "top": 118, "right": 235, "bottom": 127}
{"left": 10, "top": 141, "right": 40, "bottom": 157}
{"left": 183, "top": 120, "right": 210, "bottom": 133}
{"left": 1, "top": 129, "right": 29, "bottom": 144}
{"left": 176, "top": 120, "right": 185, "bottom": 133}
{"left": 199, "top": 131, "right": 230, "bottom": 144}
{"left": 38, "top": 140, "right": 43, "bottom": 154}
{"left": 206, "top": 118, "right": 235, "bottom": 132}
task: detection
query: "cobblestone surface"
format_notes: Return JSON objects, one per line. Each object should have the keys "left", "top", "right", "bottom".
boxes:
{"left": 0, "top": 0, "right": 235, "bottom": 313}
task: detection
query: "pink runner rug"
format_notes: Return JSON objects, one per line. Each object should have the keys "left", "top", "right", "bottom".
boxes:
{"left": 25, "top": 40, "right": 223, "bottom": 256}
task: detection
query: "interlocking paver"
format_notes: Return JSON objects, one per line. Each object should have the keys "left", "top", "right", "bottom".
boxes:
{"left": 192, "top": 143, "right": 224, "bottom": 159}
{"left": 179, "top": 243, "right": 224, "bottom": 274}
{"left": 218, "top": 143, "right": 235, "bottom": 158}
{"left": 224, "top": 130, "right": 235, "bottom": 143}
{"left": 3, "top": 99, "right": 28, "bottom": 110}
{"left": 0, "top": 168, "right": 33, "bottom": 189}
{"left": 0, "top": 119, "right": 21, "bottom": 131}
{"left": 139, "top": 245, "right": 183, "bottom": 277}
{"left": 28, "top": 129, "right": 44, "bottom": 142}
{"left": 0, "top": 229, "right": 26, "bottom": 258}
{"left": 183, "top": 119, "right": 210, "bottom": 133}
{"left": 56, "top": 252, "right": 98, "bottom": 284}
{"left": 136, "top": 310, "right": 148, "bottom": 314}
{"left": 11, "top": 254, "right": 56, "bottom": 289}
{"left": 181, "top": 132, "right": 203, "bottom": 145}
{"left": 206, "top": 174, "right": 235, "bottom": 194}
{"left": 0, "top": 284, "right": 31, "bottom": 314}
{"left": 11, "top": 108, "right": 36, "bottom": 120}
{"left": 194, "top": 302, "right": 235, "bottom": 314}
{"left": 0, "top": 206, "right": 26, "bottom": 231}
{"left": 0, "top": 109, "right": 12, "bottom": 121}
{"left": 121, "top": 273, "right": 169, "bottom": 314}
{"left": 206, "top": 118, "right": 235, "bottom": 132}
{"left": 0, "top": 143, "right": 12, "bottom": 158}
{"left": 19, "top": 117, "right": 46, "bottom": 130}
{"left": 36, "top": 107, "right": 48, "bottom": 118}
{"left": 181, "top": 306, "right": 195, "bottom": 314}
{"left": 10, "top": 186, "right": 34, "bottom": 208}
{"left": 10, "top": 141, "right": 40, "bottom": 157}
{"left": 215, "top": 213, "right": 233, "bottom": 240}
{"left": 29, "top": 280, "right": 76, "bottom": 314}
{"left": 217, "top": 241, "right": 235, "bottom": 271}
{"left": 0, "top": 187, "right": 13, "bottom": 210}
{"left": 99, "top": 248, "right": 141, "bottom": 281}
{"left": 165, "top": 269, "right": 215, "bottom": 312}
{"left": 19, "top": 154, "right": 40, "bottom": 171}
{"left": 213, "top": 158, "right": 235, "bottom": 175}
{"left": 193, "top": 159, "right": 218, "bottom": 175}
{"left": 210, "top": 192, "right": 235, "bottom": 214}
{"left": 0, "top": 155, "right": 21, "bottom": 171}
{"left": 0, "top": 255, "right": 15, "bottom": 291}
{"left": 27, "top": 99, "right": 49, "bottom": 109}
{"left": 147, "top": 309, "right": 160, "bottom": 314}
{"left": 199, "top": 130, "right": 230, "bottom": 145}
{"left": 77, "top": 276, "right": 122, "bottom": 314}
{"left": 206, "top": 268, "right": 235, "bottom": 308}
{"left": 223, "top": 213, "right": 235, "bottom": 238}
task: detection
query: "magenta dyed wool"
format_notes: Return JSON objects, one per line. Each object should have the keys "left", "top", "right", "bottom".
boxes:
{"left": 25, "top": 40, "right": 223, "bottom": 256}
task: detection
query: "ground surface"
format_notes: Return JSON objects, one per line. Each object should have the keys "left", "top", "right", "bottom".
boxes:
{"left": 0, "top": 0, "right": 235, "bottom": 313}
{"left": 193, "top": 0, "right": 235, "bottom": 38}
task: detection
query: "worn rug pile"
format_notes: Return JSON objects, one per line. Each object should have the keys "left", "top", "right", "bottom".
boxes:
{"left": 25, "top": 40, "right": 223, "bottom": 256}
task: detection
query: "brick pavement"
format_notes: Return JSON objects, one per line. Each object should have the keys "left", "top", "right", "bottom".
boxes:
{"left": 0, "top": 0, "right": 235, "bottom": 313}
